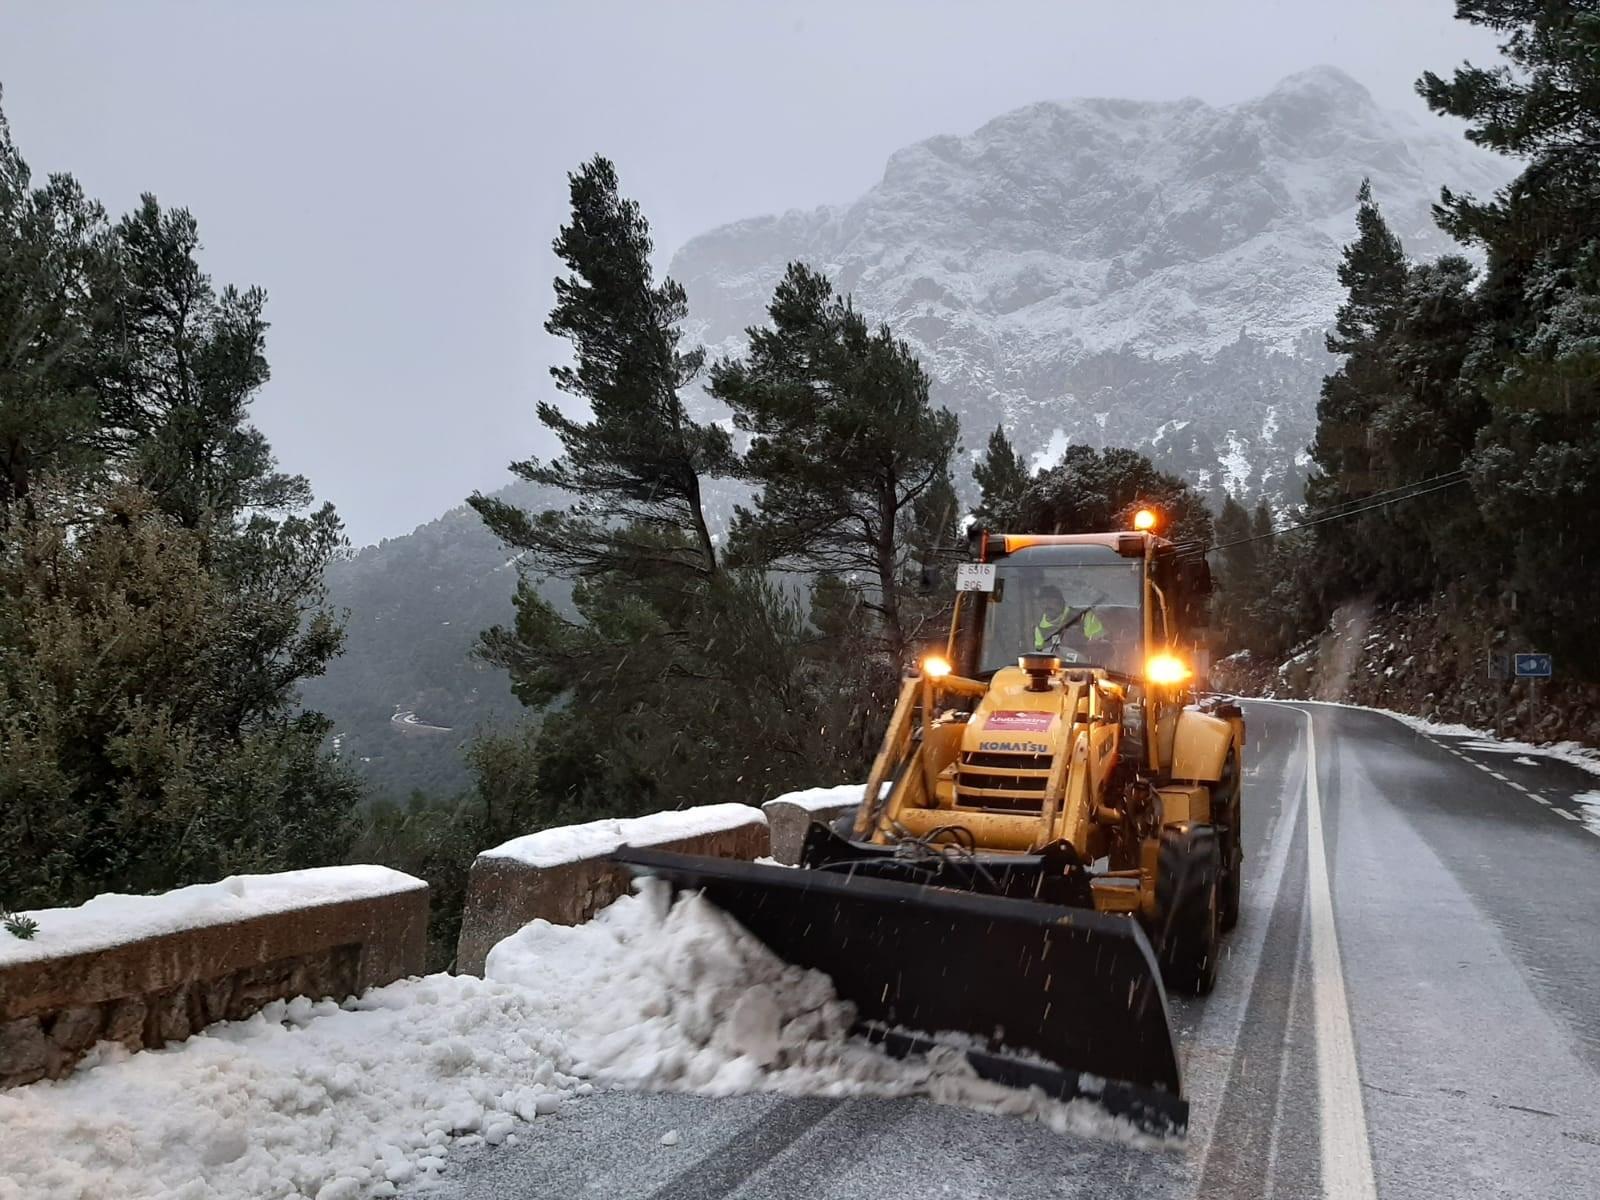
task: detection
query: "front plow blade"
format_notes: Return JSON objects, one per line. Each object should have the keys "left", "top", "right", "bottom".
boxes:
{"left": 611, "top": 847, "right": 1186, "bottom": 1135}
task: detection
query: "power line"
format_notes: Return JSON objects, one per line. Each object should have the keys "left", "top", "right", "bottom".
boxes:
{"left": 1293, "top": 466, "right": 1467, "bottom": 519}
{"left": 1210, "top": 475, "right": 1470, "bottom": 552}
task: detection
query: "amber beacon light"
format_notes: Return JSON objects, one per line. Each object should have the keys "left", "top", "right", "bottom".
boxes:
{"left": 1132, "top": 508, "right": 1159, "bottom": 531}
{"left": 1145, "top": 653, "right": 1191, "bottom": 685}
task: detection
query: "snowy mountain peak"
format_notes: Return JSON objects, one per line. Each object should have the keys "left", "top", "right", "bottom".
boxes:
{"left": 671, "top": 70, "right": 1513, "bottom": 510}
{"left": 1262, "top": 63, "right": 1377, "bottom": 106}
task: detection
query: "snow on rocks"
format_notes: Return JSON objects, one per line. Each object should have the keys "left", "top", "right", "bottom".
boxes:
{"left": 0, "top": 867, "right": 424, "bottom": 965}
{"left": 765, "top": 783, "right": 868, "bottom": 813}
{"left": 479, "top": 803, "right": 765, "bottom": 868}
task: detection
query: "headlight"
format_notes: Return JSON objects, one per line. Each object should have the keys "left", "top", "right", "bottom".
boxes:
{"left": 1145, "top": 653, "right": 1191, "bottom": 685}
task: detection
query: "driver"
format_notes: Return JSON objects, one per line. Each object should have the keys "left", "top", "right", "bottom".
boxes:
{"left": 1033, "top": 584, "right": 1106, "bottom": 653}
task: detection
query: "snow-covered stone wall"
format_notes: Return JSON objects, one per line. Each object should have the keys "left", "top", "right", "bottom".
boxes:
{"left": 0, "top": 866, "right": 428, "bottom": 1088}
{"left": 761, "top": 785, "right": 869, "bottom": 863}
{"left": 455, "top": 805, "right": 769, "bottom": 976}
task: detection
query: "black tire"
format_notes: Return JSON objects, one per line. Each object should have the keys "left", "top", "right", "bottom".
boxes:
{"left": 1216, "top": 749, "right": 1243, "bottom": 932}
{"left": 1156, "top": 823, "right": 1220, "bottom": 995}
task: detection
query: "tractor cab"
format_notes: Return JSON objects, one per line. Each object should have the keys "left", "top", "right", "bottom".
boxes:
{"left": 954, "top": 523, "right": 1213, "bottom": 690}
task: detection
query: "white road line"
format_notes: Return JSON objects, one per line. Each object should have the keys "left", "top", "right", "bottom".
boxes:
{"left": 1531, "top": 796, "right": 1551, "bottom": 806}
{"left": 1300, "top": 709, "right": 1379, "bottom": 1200}
{"left": 1189, "top": 714, "right": 1309, "bottom": 1176}
{"left": 1555, "top": 809, "right": 1580, "bottom": 822}
{"left": 1489, "top": 771, "right": 1509, "bottom": 782}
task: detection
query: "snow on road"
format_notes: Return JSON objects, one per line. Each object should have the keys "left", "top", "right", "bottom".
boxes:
{"left": 1, "top": 881, "right": 1153, "bottom": 1200}
{"left": 0, "top": 977, "right": 582, "bottom": 1200}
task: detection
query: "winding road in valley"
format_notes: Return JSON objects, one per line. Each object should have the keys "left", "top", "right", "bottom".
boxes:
{"left": 434, "top": 702, "right": 1600, "bottom": 1200}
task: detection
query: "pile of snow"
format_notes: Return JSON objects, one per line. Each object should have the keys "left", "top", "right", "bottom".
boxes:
{"left": 0, "top": 976, "right": 584, "bottom": 1200}
{"left": 481, "top": 803, "right": 763, "bottom": 868}
{"left": 484, "top": 881, "right": 1145, "bottom": 1137}
{"left": 1, "top": 880, "right": 1158, "bottom": 1199}
{"left": 0, "top": 867, "right": 424, "bottom": 965}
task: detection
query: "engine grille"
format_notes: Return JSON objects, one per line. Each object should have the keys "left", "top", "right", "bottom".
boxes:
{"left": 955, "top": 749, "right": 1053, "bottom": 812}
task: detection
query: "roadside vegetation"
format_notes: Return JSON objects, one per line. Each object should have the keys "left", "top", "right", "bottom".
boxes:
{"left": 1212, "top": 3, "right": 1600, "bottom": 692}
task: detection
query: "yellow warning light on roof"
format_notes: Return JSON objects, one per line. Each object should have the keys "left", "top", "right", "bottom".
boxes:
{"left": 921, "top": 654, "right": 953, "bottom": 679}
{"left": 1132, "top": 508, "right": 1159, "bottom": 531}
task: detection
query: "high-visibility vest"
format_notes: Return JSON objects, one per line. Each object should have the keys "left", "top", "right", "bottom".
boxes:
{"left": 1034, "top": 607, "right": 1106, "bottom": 650}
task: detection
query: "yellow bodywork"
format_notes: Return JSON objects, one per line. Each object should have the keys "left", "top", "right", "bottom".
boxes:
{"left": 856, "top": 664, "right": 1242, "bottom": 918}
{"left": 852, "top": 529, "right": 1245, "bottom": 921}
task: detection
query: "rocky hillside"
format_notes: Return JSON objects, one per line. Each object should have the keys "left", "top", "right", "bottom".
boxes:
{"left": 671, "top": 65, "right": 1510, "bottom": 507}
{"left": 1212, "top": 600, "right": 1600, "bottom": 748}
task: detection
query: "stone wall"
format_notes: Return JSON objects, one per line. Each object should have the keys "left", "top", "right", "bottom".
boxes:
{"left": 762, "top": 796, "right": 858, "bottom": 864}
{"left": 456, "top": 808, "right": 769, "bottom": 976}
{"left": 1, "top": 871, "right": 427, "bottom": 1088}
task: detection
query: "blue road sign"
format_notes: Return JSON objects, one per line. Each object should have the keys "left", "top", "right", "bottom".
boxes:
{"left": 1514, "top": 653, "right": 1552, "bottom": 678}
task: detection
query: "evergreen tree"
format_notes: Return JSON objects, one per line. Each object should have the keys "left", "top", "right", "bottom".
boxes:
{"left": 709, "top": 262, "right": 959, "bottom": 657}
{"left": 1309, "top": 183, "right": 1407, "bottom": 501}
{"left": 1212, "top": 496, "right": 1260, "bottom": 653}
{"left": 1017, "top": 445, "right": 1214, "bottom": 547}
{"left": 0, "top": 486, "right": 359, "bottom": 908}
{"left": 1415, "top": 3, "right": 1600, "bottom": 671}
{"left": 1305, "top": 184, "right": 1442, "bottom": 604}
{"left": 0, "top": 95, "right": 116, "bottom": 512}
{"left": 1250, "top": 499, "right": 1274, "bottom": 543}
{"left": 0, "top": 96, "right": 360, "bottom": 908}
{"left": 103, "top": 198, "right": 308, "bottom": 533}
{"left": 470, "top": 165, "right": 871, "bottom": 822}
{"left": 972, "top": 423, "right": 1030, "bottom": 529}
{"left": 469, "top": 156, "right": 736, "bottom": 583}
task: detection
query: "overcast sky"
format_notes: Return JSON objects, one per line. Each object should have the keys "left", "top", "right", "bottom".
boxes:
{"left": 0, "top": 2, "right": 1502, "bottom": 546}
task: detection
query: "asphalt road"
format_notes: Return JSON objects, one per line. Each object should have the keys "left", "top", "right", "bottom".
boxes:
{"left": 429, "top": 702, "right": 1600, "bottom": 1199}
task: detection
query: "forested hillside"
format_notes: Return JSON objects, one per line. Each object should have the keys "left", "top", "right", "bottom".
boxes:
{"left": 1211, "top": 1, "right": 1600, "bottom": 728}
{"left": 298, "top": 482, "right": 559, "bottom": 800}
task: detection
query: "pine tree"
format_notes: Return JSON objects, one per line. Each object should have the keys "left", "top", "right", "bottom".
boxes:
{"left": 469, "top": 156, "right": 736, "bottom": 584}
{"left": 469, "top": 166, "right": 868, "bottom": 821}
{"left": 1419, "top": 2, "right": 1600, "bottom": 254}
{"left": 709, "top": 262, "right": 959, "bottom": 657}
{"left": 0, "top": 485, "right": 359, "bottom": 908}
{"left": 1213, "top": 497, "right": 1257, "bottom": 627}
{"left": 0, "top": 97, "right": 361, "bottom": 906}
{"left": 972, "top": 424, "right": 1030, "bottom": 529}
{"left": 1310, "top": 184, "right": 1407, "bottom": 499}
{"left": 103, "top": 198, "right": 308, "bottom": 533}
{"left": 1016, "top": 445, "right": 1214, "bottom": 547}
{"left": 1326, "top": 180, "right": 1408, "bottom": 356}
{"left": 0, "top": 94, "right": 115, "bottom": 513}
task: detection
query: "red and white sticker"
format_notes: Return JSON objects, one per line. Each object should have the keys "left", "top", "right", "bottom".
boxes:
{"left": 985, "top": 710, "right": 1054, "bottom": 733}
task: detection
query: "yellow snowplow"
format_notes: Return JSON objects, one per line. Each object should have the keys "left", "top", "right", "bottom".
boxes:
{"left": 615, "top": 511, "right": 1244, "bottom": 1134}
